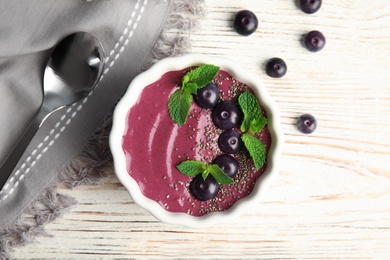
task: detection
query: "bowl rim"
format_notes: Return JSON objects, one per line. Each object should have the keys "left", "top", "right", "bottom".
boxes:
{"left": 109, "top": 53, "right": 284, "bottom": 228}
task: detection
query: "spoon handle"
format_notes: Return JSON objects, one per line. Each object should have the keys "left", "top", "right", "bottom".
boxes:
{"left": 0, "top": 108, "right": 47, "bottom": 190}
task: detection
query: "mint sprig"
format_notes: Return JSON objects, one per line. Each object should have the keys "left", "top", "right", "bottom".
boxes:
{"left": 241, "top": 133, "right": 266, "bottom": 170}
{"left": 177, "top": 160, "right": 233, "bottom": 185}
{"left": 238, "top": 90, "right": 267, "bottom": 133}
{"left": 238, "top": 90, "right": 268, "bottom": 170}
{"left": 168, "top": 90, "right": 192, "bottom": 127}
{"left": 168, "top": 64, "right": 220, "bottom": 126}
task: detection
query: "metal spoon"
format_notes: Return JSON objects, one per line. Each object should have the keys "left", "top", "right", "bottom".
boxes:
{"left": 0, "top": 32, "right": 105, "bottom": 189}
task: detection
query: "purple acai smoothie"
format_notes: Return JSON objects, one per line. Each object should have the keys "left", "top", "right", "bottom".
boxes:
{"left": 122, "top": 67, "right": 271, "bottom": 216}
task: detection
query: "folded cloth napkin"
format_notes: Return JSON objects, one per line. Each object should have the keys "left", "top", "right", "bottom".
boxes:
{"left": 0, "top": 0, "right": 205, "bottom": 257}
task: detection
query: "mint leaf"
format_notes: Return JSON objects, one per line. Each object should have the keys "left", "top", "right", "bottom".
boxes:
{"left": 168, "top": 89, "right": 192, "bottom": 126}
{"left": 185, "top": 82, "right": 198, "bottom": 94}
{"left": 177, "top": 160, "right": 207, "bottom": 176}
{"left": 241, "top": 133, "right": 266, "bottom": 170}
{"left": 182, "top": 74, "right": 190, "bottom": 86}
{"left": 250, "top": 117, "right": 267, "bottom": 134}
{"left": 209, "top": 164, "right": 234, "bottom": 185}
{"left": 183, "top": 64, "right": 220, "bottom": 91}
{"left": 202, "top": 169, "right": 209, "bottom": 180}
{"left": 238, "top": 91, "right": 267, "bottom": 134}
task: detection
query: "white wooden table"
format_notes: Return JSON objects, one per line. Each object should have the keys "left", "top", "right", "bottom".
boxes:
{"left": 13, "top": 1, "right": 390, "bottom": 259}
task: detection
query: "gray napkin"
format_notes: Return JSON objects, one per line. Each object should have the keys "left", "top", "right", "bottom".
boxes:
{"left": 0, "top": 0, "right": 205, "bottom": 257}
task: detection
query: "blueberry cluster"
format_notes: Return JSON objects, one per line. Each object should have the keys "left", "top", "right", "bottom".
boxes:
{"left": 189, "top": 83, "right": 242, "bottom": 201}
{"left": 233, "top": 2, "right": 322, "bottom": 134}
{"left": 233, "top": 0, "right": 325, "bottom": 80}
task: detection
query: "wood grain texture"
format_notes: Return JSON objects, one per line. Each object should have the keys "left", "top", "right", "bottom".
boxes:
{"left": 13, "top": 1, "right": 390, "bottom": 259}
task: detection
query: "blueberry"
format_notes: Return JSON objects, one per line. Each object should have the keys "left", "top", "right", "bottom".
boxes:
{"left": 212, "top": 101, "right": 243, "bottom": 130}
{"left": 190, "top": 174, "right": 220, "bottom": 201}
{"left": 218, "top": 130, "right": 243, "bottom": 154}
{"left": 299, "top": 0, "right": 322, "bottom": 14}
{"left": 265, "top": 58, "right": 287, "bottom": 78}
{"left": 193, "top": 83, "right": 220, "bottom": 109}
{"left": 213, "top": 154, "right": 239, "bottom": 178}
{"left": 304, "top": 30, "right": 326, "bottom": 52}
{"left": 233, "top": 10, "right": 258, "bottom": 36}
{"left": 297, "top": 114, "right": 317, "bottom": 134}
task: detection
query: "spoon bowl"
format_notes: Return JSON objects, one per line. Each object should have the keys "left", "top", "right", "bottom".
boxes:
{"left": 0, "top": 32, "right": 105, "bottom": 189}
{"left": 42, "top": 32, "right": 105, "bottom": 123}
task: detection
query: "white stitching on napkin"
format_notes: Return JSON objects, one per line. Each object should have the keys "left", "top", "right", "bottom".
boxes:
{"left": 0, "top": 0, "right": 148, "bottom": 202}
{"left": 103, "top": 0, "right": 147, "bottom": 78}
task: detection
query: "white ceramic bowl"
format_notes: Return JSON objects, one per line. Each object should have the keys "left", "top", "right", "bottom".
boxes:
{"left": 110, "top": 54, "right": 284, "bottom": 228}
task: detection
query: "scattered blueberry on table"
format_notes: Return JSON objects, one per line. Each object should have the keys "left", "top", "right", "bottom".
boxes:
{"left": 304, "top": 30, "right": 326, "bottom": 52}
{"left": 233, "top": 10, "right": 258, "bottom": 36}
{"left": 299, "top": 0, "right": 322, "bottom": 14}
{"left": 265, "top": 58, "right": 288, "bottom": 78}
{"left": 296, "top": 114, "right": 317, "bottom": 134}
